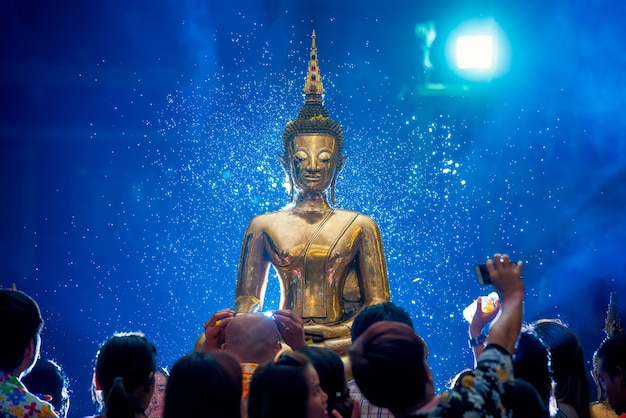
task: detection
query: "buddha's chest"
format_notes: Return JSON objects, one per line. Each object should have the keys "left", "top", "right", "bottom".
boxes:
{"left": 264, "top": 212, "right": 360, "bottom": 267}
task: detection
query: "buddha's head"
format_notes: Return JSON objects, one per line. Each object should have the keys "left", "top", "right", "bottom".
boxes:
{"left": 281, "top": 116, "right": 346, "bottom": 203}
{"left": 280, "top": 30, "right": 347, "bottom": 204}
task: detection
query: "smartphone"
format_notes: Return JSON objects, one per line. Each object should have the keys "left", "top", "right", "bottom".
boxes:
{"left": 475, "top": 261, "right": 517, "bottom": 285}
{"left": 474, "top": 264, "right": 492, "bottom": 285}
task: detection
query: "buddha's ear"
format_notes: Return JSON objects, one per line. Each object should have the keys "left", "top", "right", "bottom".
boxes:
{"left": 279, "top": 153, "right": 290, "bottom": 173}
{"left": 337, "top": 155, "right": 348, "bottom": 173}
{"left": 279, "top": 153, "right": 295, "bottom": 202}
{"left": 330, "top": 156, "right": 347, "bottom": 206}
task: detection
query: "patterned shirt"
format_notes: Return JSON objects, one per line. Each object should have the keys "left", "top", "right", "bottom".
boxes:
{"left": 0, "top": 371, "right": 58, "bottom": 418}
{"left": 411, "top": 344, "right": 514, "bottom": 418}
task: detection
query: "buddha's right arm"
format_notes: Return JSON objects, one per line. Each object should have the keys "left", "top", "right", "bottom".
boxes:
{"left": 234, "top": 226, "right": 271, "bottom": 313}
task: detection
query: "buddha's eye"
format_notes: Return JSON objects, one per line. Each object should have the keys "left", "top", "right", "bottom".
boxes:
{"left": 293, "top": 150, "right": 308, "bottom": 163}
{"left": 318, "top": 151, "right": 332, "bottom": 163}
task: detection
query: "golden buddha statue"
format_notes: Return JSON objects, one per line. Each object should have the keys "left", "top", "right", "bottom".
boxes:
{"left": 233, "top": 30, "right": 390, "bottom": 356}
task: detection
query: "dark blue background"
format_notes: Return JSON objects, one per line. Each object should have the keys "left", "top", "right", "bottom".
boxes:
{"left": 2, "top": 1, "right": 626, "bottom": 416}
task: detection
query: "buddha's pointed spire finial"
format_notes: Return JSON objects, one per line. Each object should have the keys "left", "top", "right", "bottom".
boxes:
{"left": 604, "top": 292, "right": 623, "bottom": 338}
{"left": 303, "top": 29, "right": 325, "bottom": 104}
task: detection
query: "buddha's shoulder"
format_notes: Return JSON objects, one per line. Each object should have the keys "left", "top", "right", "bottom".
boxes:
{"left": 335, "top": 209, "right": 380, "bottom": 234}
{"left": 245, "top": 210, "right": 293, "bottom": 227}
{"left": 245, "top": 209, "right": 378, "bottom": 223}
{"left": 332, "top": 208, "right": 370, "bottom": 219}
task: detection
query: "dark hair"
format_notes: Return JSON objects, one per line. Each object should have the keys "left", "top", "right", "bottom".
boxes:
{"left": 595, "top": 334, "right": 626, "bottom": 382}
{"left": 510, "top": 378, "right": 550, "bottom": 418}
{"left": 351, "top": 302, "right": 414, "bottom": 342}
{"left": 532, "top": 319, "right": 591, "bottom": 418}
{"left": 0, "top": 289, "right": 44, "bottom": 372}
{"left": 350, "top": 321, "right": 428, "bottom": 412}
{"left": 95, "top": 332, "right": 157, "bottom": 418}
{"left": 163, "top": 351, "right": 242, "bottom": 418}
{"left": 22, "top": 358, "right": 70, "bottom": 417}
{"left": 299, "top": 346, "right": 353, "bottom": 418}
{"left": 513, "top": 331, "right": 551, "bottom": 408}
{"left": 248, "top": 351, "right": 311, "bottom": 418}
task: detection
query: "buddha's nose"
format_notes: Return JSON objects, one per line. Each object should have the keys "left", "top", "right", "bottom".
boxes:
{"left": 309, "top": 158, "right": 321, "bottom": 171}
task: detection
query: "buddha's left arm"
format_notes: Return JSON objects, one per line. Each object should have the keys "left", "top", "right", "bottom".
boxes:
{"left": 357, "top": 216, "right": 391, "bottom": 306}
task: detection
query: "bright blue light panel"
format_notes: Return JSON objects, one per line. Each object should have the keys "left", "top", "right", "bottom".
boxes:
{"left": 456, "top": 35, "right": 493, "bottom": 69}
{"left": 445, "top": 17, "right": 510, "bottom": 82}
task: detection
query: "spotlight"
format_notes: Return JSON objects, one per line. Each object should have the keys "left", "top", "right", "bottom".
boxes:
{"left": 415, "top": 17, "right": 509, "bottom": 96}
{"left": 446, "top": 17, "right": 510, "bottom": 82}
{"left": 456, "top": 35, "right": 493, "bottom": 70}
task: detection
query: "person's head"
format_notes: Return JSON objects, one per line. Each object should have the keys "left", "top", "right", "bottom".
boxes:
{"left": 248, "top": 350, "right": 328, "bottom": 418}
{"left": 351, "top": 301, "right": 414, "bottom": 342}
{"left": 22, "top": 358, "right": 70, "bottom": 418}
{"left": 350, "top": 321, "right": 431, "bottom": 414}
{"left": 163, "top": 351, "right": 242, "bottom": 418}
{"left": 94, "top": 332, "right": 157, "bottom": 418}
{"left": 0, "top": 288, "right": 44, "bottom": 377}
{"left": 222, "top": 313, "right": 281, "bottom": 364}
{"left": 299, "top": 346, "right": 353, "bottom": 418}
{"left": 144, "top": 368, "right": 168, "bottom": 418}
{"left": 513, "top": 330, "right": 552, "bottom": 408}
{"left": 594, "top": 334, "right": 626, "bottom": 415}
{"left": 532, "top": 319, "right": 591, "bottom": 418}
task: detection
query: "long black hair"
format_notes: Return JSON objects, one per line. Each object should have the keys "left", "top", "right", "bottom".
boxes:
{"left": 248, "top": 351, "right": 311, "bottom": 418}
{"left": 533, "top": 319, "right": 591, "bottom": 418}
{"left": 299, "top": 346, "right": 353, "bottom": 418}
{"left": 95, "top": 332, "right": 157, "bottom": 418}
{"left": 163, "top": 351, "right": 242, "bottom": 418}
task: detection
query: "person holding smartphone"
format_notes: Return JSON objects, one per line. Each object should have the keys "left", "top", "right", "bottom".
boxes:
{"left": 349, "top": 253, "right": 525, "bottom": 417}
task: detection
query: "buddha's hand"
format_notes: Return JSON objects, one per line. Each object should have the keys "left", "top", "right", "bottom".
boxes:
{"left": 273, "top": 310, "right": 307, "bottom": 350}
{"left": 303, "top": 323, "right": 351, "bottom": 342}
{"left": 202, "top": 308, "right": 236, "bottom": 351}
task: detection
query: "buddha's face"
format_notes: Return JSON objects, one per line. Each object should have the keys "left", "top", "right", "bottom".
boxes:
{"left": 290, "top": 134, "right": 337, "bottom": 193}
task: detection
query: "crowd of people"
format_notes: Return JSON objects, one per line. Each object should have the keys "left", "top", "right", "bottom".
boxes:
{"left": 2, "top": 255, "right": 625, "bottom": 418}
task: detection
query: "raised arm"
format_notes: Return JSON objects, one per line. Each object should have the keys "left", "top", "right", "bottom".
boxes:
{"left": 484, "top": 253, "right": 524, "bottom": 355}
{"left": 234, "top": 219, "right": 271, "bottom": 313}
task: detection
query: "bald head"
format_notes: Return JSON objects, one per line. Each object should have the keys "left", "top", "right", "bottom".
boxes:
{"left": 223, "top": 314, "right": 281, "bottom": 364}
